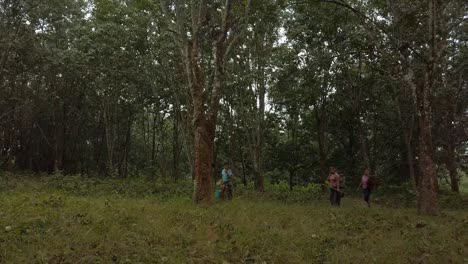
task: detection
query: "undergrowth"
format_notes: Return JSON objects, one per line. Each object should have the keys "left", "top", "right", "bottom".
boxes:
{"left": 0, "top": 174, "right": 467, "bottom": 263}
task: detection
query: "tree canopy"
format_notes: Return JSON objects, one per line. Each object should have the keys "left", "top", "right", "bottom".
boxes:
{"left": 1, "top": 0, "right": 467, "bottom": 213}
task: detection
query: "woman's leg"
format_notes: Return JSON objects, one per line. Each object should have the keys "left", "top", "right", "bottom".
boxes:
{"left": 227, "top": 184, "right": 233, "bottom": 200}
{"left": 220, "top": 184, "right": 226, "bottom": 201}
{"left": 330, "top": 188, "right": 335, "bottom": 205}
{"left": 364, "top": 188, "right": 371, "bottom": 206}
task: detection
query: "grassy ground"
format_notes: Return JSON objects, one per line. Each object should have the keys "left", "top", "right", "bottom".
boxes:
{"left": 0, "top": 176, "right": 467, "bottom": 263}
{"left": 460, "top": 176, "right": 468, "bottom": 194}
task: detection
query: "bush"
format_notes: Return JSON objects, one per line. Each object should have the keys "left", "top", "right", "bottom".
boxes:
{"left": 235, "top": 180, "right": 323, "bottom": 204}
{"left": 41, "top": 175, "right": 193, "bottom": 199}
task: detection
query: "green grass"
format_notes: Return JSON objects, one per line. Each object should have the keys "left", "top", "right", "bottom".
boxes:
{"left": 460, "top": 176, "right": 468, "bottom": 194}
{"left": 0, "top": 176, "right": 467, "bottom": 263}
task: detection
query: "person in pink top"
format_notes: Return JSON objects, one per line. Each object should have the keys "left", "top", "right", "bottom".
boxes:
{"left": 357, "top": 168, "right": 372, "bottom": 207}
{"left": 327, "top": 166, "right": 341, "bottom": 206}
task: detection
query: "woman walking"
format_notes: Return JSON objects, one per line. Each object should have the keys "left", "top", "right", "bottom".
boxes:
{"left": 357, "top": 168, "right": 372, "bottom": 207}
{"left": 327, "top": 166, "right": 341, "bottom": 206}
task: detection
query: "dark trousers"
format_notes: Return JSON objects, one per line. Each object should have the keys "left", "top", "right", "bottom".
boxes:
{"left": 220, "top": 182, "right": 233, "bottom": 200}
{"left": 363, "top": 188, "right": 371, "bottom": 204}
{"left": 330, "top": 188, "right": 341, "bottom": 206}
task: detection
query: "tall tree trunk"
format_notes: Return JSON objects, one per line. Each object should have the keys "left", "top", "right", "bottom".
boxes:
{"left": 289, "top": 170, "right": 294, "bottom": 191}
{"left": 315, "top": 109, "right": 327, "bottom": 183}
{"left": 404, "top": 132, "right": 417, "bottom": 186}
{"left": 356, "top": 52, "right": 370, "bottom": 170}
{"left": 241, "top": 153, "right": 248, "bottom": 187}
{"left": 358, "top": 124, "right": 370, "bottom": 170}
{"left": 172, "top": 104, "right": 181, "bottom": 182}
{"left": 123, "top": 116, "right": 132, "bottom": 178}
{"left": 103, "top": 104, "right": 115, "bottom": 176}
{"left": 415, "top": 0, "right": 439, "bottom": 215}
{"left": 389, "top": 0, "right": 418, "bottom": 188}
{"left": 445, "top": 144, "right": 459, "bottom": 193}
{"left": 159, "top": 0, "right": 250, "bottom": 203}
{"left": 151, "top": 114, "right": 157, "bottom": 162}
{"left": 254, "top": 74, "right": 265, "bottom": 192}
{"left": 397, "top": 80, "right": 418, "bottom": 188}
{"left": 443, "top": 85, "right": 460, "bottom": 193}
{"left": 192, "top": 120, "right": 215, "bottom": 203}
{"left": 416, "top": 87, "right": 438, "bottom": 215}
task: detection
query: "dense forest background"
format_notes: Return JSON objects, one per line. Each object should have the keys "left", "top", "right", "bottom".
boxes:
{"left": 1, "top": 0, "right": 467, "bottom": 212}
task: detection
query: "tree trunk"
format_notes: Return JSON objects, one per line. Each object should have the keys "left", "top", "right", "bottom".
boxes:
{"left": 356, "top": 52, "right": 370, "bottom": 170}
{"left": 241, "top": 153, "right": 248, "bottom": 187}
{"left": 404, "top": 133, "right": 417, "bottom": 186}
{"left": 416, "top": 107, "right": 438, "bottom": 215}
{"left": 289, "top": 170, "right": 294, "bottom": 191}
{"left": 415, "top": 75, "right": 437, "bottom": 214}
{"left": 151, "top": 114, "right": 157, "bottom": 162}
{"left": 443, "top": 84, "right": 460, "bottom": 193}
{"left": 253, "top": 150, "right": 264, "bottom": 192}
{"left": 123, "top": 116, "right": 132, "bottom": 178}
{"left": 315, "top": 109, "right": 327, "bottom": 182}
{"left": 172, "top": 105, "right": 181, "bottom": 182}
{"left": 103, "top": 105, "right": 115, "bottom": 176}
{"left": 254, "top": 75, "right": 265, "bottom": 192}
{"left": 192, "top": 120, "right": 215, "bottom": 203}
{"left": 159, "top": 0, "right": 250, "bottom": 203}
{"left": 416, "top": 0, "right": 439, "bottom": 215}
{"left": 445, "top": 144, "right": 459, "bottom": 193}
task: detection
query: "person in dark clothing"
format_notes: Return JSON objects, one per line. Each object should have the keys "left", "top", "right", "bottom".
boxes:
{"left": 327, "top": 166, "right": 342, "bottom": 206}
{"left": 220, "top": 162, "right": 234, "bottom": 200}
{"left": 357, "top": 168, "right": 372, "bottom": 207}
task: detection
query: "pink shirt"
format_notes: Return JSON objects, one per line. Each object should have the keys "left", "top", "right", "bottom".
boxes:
{"left": 361, "top": 175, "right": 369, "bottom": 189}
{"left": 329, "top": 174, "right": 339, "bottom": 188}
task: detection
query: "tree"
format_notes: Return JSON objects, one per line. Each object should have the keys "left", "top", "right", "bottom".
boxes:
{"left": 159, "top": 0, "right": 251, "bottom": 203}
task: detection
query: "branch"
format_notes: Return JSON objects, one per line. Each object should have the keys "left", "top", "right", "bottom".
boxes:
{"left": 219, "top": 0, "right": 234, "bottom": 44}
{"left": 289, "top": 0, "right": 427, "bottom": 63}
{"left": 191, "top": 0, "right": 208, "bottom": 41}
{"left": 224, "top": 0, "right": 252, "bottom": 60}
{"left": 159, "top": 0, "right": 184, "bottom": 48}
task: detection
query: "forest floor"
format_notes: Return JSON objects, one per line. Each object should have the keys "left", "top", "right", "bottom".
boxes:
{"left": 0, "top": 176, "right": 467, "bottom": 264}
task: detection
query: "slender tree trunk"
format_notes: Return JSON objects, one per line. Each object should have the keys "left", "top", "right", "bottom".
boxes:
{"left": 356, "top": 52, "right": 370, "bottom": 170}
{"left": 254, "top": 76, "right": 265, "bottom": 192}
{"left": 404, "top": 133, "right": 417, "bottom": 186}
{"left": 123, "top": 116, "right": 132, "bottom": 178}
{"left": 445, "top": 144, "right": 459, "bottom": 193}
{"left": 151, "top": 114, "right": 157, "bottom": 162}
{"left": 241, "top": 153, "right": 248, "bottom": 187}
{"left": 172, "top": 105, "right": 181, "bottom": 182}
{"left": 357, "top": 121, "right": 370, "bottom": 170}
{"left": 103, "top": 105, "right": 114, "bottom": 176}
{"left": 289, "top": 170, "right": 294, "bottom": 191}
{"left": 315, "top": 109, "right": 327, "bottom": 182}
{"left": 443, "top": 85, "right": 460, "bottom": 192}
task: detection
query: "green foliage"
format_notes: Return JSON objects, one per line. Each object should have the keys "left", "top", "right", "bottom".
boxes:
{"left": 1, "top": 0, "right": 467, "bottom": 213}
{"left": 236, "top": 180, "right": 323, "bottom": 204}
{"left": 41, "top": 175, "right": 193, "bottom": 200}
{"left": 0, "top": 177, "right": 467, "bottom": 263}
{"left": 460, "top": 172, "right": 468, "bottom": 194}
